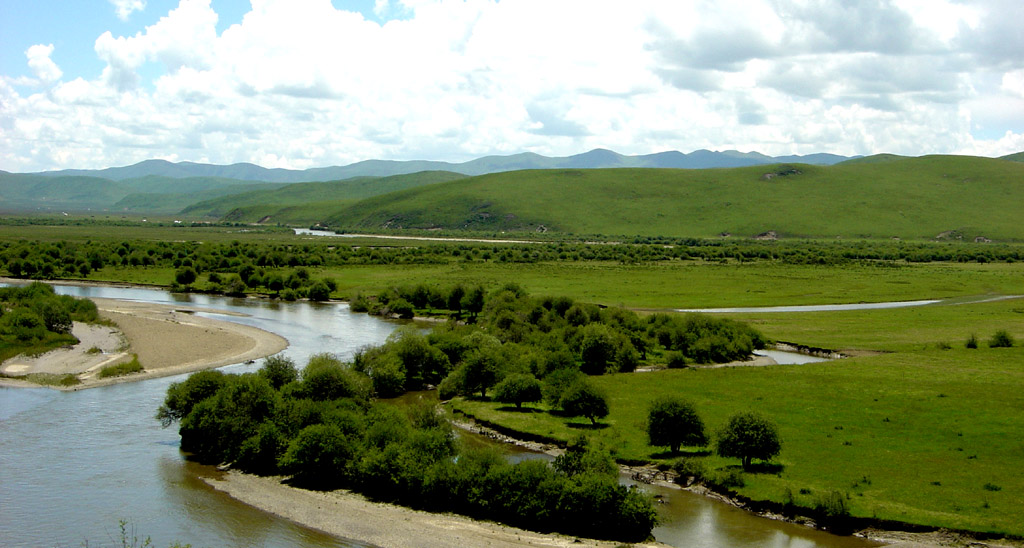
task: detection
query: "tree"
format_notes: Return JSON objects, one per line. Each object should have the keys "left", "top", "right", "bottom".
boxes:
{"left": 460, "top": 347, "right": 502, "bottom": 398}
{"left": 461, "top": 285, "right": 485, "bottom": 321}
{"left": 646, "top": 396, "right": 708, "bottom": 453}
{"left": 559, "top": 380, "right": 609, "bottom": 425}
{"left": 715, "top": 411, "right": 781, "bottom": 469}
{"left": 259, "top": 355, "right": 298, "bottom": 389}
{"left": 493, "top": 373, "right": 543, "bottom": 409}
{"left": 174, "top": 267, "right": 197, "bottom": 287}
{"left": 307, "top": 280, "right": 331, "bottom": 301}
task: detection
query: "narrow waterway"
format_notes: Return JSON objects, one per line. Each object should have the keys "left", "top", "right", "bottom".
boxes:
{"left": 1, "top": 284, "right": 877, "bottom": 548}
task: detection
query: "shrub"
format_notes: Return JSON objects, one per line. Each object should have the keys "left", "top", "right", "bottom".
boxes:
{"left": 98, "top": 355, "right": 143, "bottom": 378}
{"left": 989, "top": 330, "right": 1014, "bottom": 348}
{"left": 966, "top": 333, "right": 978, "bottom": 349}
{"left": 672, "top": 457, "right": 707, "bottom": 483}
{"left": 665, "top": 351, "right": 688, "bottom": 368}
{"left": 813, "top": 490, "right": 850, "bottom": 518}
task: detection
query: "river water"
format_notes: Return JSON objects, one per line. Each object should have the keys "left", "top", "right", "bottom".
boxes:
{"left": 0, "top": 284, "right": 876, "bottom": 548}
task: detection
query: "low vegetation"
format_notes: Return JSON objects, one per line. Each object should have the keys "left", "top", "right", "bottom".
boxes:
{"left": 98, "top": 355, "right": 143, "bottom": 379}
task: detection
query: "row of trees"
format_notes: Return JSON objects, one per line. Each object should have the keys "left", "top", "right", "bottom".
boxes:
{"left": 157, "top": 356, "right": 657, "bottom": 541}
{"left": 646, "top": 396, "right": 782, "bottom": 469}
{"left": 3, "top": 231, "right": 1021, "bottom": 286}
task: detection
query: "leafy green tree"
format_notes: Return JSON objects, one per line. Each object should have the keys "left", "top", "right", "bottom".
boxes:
{"left": 156, "top": 370, "right": 230, "bottom": 426}
{"left": 579, "top": 323, "right": 617, "bottom": 375}
{"left": 174, "top": 267, "right": 197, "bottom": 287}
{"left": 716, "top": 411, "right": 782, "bottom": 469}
{"left": 306, "top": 280, "right": 331, "bottom": 301}
{"left": 559, "top": 379, "right": 609, "bottom": 425}
{"left": 278, "top": 423, "right": 357, "bottom": 486}
{"left": 259, "top": 355, "right": 298, "bottom": 389}
{"left": 461, "top": 285, "right": 485, "bottom": 321}
{"left": 460, "top": 346, "right": 503, "bottom": 398}
{"left": 493, "top": 373, "right": 543, "bottom": 409}
{"left": 646, "top": 396, "right": 708, "bottom": 453}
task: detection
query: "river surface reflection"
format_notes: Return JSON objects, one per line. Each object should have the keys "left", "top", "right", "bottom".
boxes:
{"left": 1, "top": 284, "right": 877, "bottom": 548}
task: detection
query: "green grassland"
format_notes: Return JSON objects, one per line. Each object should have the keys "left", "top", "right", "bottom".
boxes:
{"left": 310, "top": 155, "right": 1024, "bottom": 240}
{"left": 452, "top": 345, "right": 1024, "bottom": 535}
{"left": 183, "top": 171, "right": 467, "bottom": 219}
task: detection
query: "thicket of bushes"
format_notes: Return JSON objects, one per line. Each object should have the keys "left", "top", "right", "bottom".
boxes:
{"left": 0, "top": 282, "right": 99, "bottom": 362}
{"left": 158, "top": 356, "right": 657, "bottom": 542}
{"left": 344, "top": 284, "right": 765, "bottom": 412}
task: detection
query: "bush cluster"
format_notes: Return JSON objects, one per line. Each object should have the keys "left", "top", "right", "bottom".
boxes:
{"left": 157, "top": 356, "right": 657, "bottom": 542}
{"left": 0, "top": 282, "right": 99, "bottom": 362}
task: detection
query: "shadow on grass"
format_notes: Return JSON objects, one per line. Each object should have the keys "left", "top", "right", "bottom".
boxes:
{"left": 567, "top": 422, "right": 611, "bottom": 430}
{"left": 496, "top": 406, "right": 545, "bottom": 413}
{"left": 648, "top": 448, "right": 712, "bottom": 460}
{"left": 744, "top": 461, "right": 785, "bottom": 474}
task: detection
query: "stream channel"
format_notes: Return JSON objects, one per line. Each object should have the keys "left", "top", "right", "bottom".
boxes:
{"left": 0, "top": 284, "right": 876, "bottom": 548}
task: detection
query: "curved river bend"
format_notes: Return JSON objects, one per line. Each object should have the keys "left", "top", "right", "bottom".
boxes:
{"left": 0, "top": 285, "right": 875, "bottom": 548}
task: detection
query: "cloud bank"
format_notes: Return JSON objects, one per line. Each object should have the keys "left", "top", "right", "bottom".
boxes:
{"left": 2, "top": 0, "right": 1023, "bottom": 172}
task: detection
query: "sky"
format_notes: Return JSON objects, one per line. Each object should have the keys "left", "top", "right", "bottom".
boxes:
{"left": 2, "top": 0, "right": 1023, "bottom": 173}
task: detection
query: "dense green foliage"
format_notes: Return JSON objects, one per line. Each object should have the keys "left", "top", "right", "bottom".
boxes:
{"left": 0, "top": 282, "right": 99, "bottom": 363}
{"left": 646, "top": 396, "right": 709, "bottom": 453}
{"left": 159, "top": 356, "right": 657, "bottom": 542}
{"left": 715, "top": 412, "right": 783, "bottom": 469}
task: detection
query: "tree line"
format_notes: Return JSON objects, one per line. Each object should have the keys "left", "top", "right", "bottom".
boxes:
{"left": 2, "top": 233, "right": 1021, "bottom": 288}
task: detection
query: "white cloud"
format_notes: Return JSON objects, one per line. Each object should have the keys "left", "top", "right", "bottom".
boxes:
{"left": 26, "top": 44, "right": 63, "bottom": 84}
{"left": 109, "top": 0, "right": 146, "bottom": 21}
{"left": 2, "top": 0, "right": 1023, "bottom": 172}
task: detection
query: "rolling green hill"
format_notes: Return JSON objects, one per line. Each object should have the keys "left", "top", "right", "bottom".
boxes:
{"left": 315, "top": 155, "right": 1024, "bottom": 241}
{"left": 1000, "top": 151, "right": 1024, "bottom": 162}
{"left": 185, "top": 170, "right": 468, "bottom": 220}
{"left": 0, "top": 173, "right": 132, "bottom": 211}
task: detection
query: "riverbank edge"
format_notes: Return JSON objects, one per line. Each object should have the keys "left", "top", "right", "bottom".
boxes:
{"left": 450, "top": 408, "right": 1023, "bottom": 548}
{"left": 0, "top": 278, "right": 289, "bottom": 391}
{"left": 201, "top": 470, "right": 669, "bottom": 548}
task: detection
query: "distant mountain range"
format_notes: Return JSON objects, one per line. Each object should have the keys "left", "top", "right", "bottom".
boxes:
{"left": 25, "top": 149, "right": 859, "bottom": 182}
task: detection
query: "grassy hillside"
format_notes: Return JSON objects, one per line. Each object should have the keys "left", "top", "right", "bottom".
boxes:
{"left": 189, "top": 170, "right": 467, "bottom": 221}
{"left": 0, "top": 173, "right": 132, "bottom": 211}
{"left": 1000, "top": 151, "right": 1024, "bottom": 162}
{"left": 320, "top": 155, "right": 1024, "bottom": 240}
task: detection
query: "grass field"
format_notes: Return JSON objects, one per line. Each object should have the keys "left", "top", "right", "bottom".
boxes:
{"left": 452, "top": 343, "right": 1024, "bottom": 535}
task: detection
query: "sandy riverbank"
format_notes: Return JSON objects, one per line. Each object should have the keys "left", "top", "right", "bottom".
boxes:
{"left": 0, "top": 296, "right": 288, "bottom": 390}
{"left": 204, "top": 471, "right": 668, "bottom": 548}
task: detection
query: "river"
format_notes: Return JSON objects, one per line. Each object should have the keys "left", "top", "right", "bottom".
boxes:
{"left": 0, "top": 284, "right": 876, "bottom": 548}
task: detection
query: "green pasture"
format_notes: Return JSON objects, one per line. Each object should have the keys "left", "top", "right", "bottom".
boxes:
{"left": 313, "top": 261, "right": 1024, "bottom": 310}
{"left": 452, "top": 344, "right": 1024, "bottom": 535}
